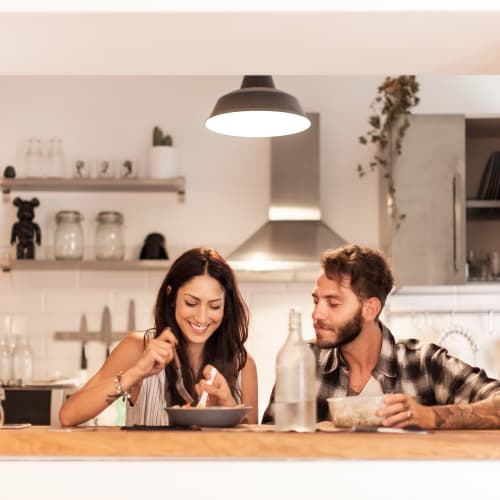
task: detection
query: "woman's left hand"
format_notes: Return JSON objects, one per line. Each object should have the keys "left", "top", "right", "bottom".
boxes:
{"left": 195, "top": 364, "right": 237, "bottom": 407}
{"left": 376, "top": 393, "right": 434, "bottom": 429}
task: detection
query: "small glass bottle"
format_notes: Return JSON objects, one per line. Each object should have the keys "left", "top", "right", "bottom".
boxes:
{"left": 0, "top": 336, "right": 12, "bottom": 386}
{"left": 54, "top": 210, "right": 84, "bottom": 260}
{"left": 46, "top": 137, "right": 66, "bottom": 178}
{"left": 95, "top": 211, "right": 125, "bottom": 260}
{"left": 33, "top": 138, "right": 46, "bottom": 178}
{"left": 24, "top": 138, "right": 36, "bottom": 177}
{"left": 12, "top": 335, "right": 33, "bottom": 386}
{"left": 274, "top": 308, "right": 317, "bottom": 432}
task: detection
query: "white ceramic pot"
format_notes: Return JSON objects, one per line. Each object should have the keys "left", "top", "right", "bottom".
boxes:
{"left": 148, "top": 146, "right": 177, "bottom": 178}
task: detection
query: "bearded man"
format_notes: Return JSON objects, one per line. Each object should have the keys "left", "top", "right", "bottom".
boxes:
{"left": 262, "top": 244, "right": 500, "bottom": 429}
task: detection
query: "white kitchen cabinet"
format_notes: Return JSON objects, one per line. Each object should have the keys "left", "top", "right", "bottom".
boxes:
{"left": 382, "top": 114, "right": 467, "bottom": 286}
{"left": 384, "top": 114, "right": 500, "bottom": 286}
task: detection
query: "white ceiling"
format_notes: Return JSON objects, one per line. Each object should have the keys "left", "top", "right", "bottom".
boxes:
{"left": 1, "top": 5, "right": 500, "bottom": 75}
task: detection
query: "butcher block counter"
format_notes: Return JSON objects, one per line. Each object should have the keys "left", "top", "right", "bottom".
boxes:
{"left": 2, "top": 426, "right": 499, "bottom": 500}
{"left": 1, "top": 425, "right": 500, "bottom": 459}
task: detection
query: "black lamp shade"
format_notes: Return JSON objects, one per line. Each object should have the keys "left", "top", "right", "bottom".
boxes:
{"left": 205, "top": 76, "right": 311, "bottom": 137}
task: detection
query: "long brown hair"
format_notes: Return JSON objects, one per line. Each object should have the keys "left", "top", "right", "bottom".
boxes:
{"left": 152, "top": 247, "right": 249, "bottom": 405}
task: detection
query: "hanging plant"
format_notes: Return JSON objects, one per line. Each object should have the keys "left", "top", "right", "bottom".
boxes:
{"left": 357, "top": 75, "right": 420, "bottom": 228}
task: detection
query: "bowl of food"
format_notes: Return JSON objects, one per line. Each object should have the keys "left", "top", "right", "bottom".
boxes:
{"left": 165, "top": 405, "right": 251, "bottom": 428}
{"left": 327, "top": 396, "right": 385, "bottom": 428}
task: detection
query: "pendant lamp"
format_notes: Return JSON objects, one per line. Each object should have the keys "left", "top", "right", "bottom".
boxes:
{"left": 205, "top": 75, "right": 311, "bottom": 138}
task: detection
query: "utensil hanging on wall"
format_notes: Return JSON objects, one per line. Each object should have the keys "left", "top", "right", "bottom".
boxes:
{"left": 100, "top": 307, "right": 112, "bottom": 358}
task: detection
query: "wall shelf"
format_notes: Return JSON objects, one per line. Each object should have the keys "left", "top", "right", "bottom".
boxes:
{"left": 0, "top": 258, "right": 319, "bottom": 282}
{"left": 1, "top": 176, "right": 186, "bottom": 202}
{"left": 466, "top": 199, "right": 500, "bottom": 220}
{"left": 0, "top": 259, "right": 171, "bottom": 272}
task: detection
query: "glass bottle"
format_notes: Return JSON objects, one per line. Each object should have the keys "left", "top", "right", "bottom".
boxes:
{"left": 24, "top": 138, "right": 36, "bottom": 177}
{"left": 0, "top": 336, "right": 12, "bottom": 386}
{"left": 274, "top": 308, "right": 317, "bottom": 432}
{"left": 95, "top": 211, "right": 125, "bottom": 260}
{"left": 33, "top": 138, "right": 46, "bottom": 178}
{"left": 12, "top": 335, "right": 33, "bottom": 386}
{"left": 46, "top": 137, "right": 66, "bottom": 178}
{"left": 54, "top": 210, "right": 84, "bottom": 260}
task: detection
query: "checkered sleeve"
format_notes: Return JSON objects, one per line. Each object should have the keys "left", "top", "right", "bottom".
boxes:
{"left": 425, "top": 344, "right": 500, "bottom": 404}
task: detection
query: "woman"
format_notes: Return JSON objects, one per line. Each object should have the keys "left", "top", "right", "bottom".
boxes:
{"left": 59, "top": 247, "right": 258, "bottom": 426}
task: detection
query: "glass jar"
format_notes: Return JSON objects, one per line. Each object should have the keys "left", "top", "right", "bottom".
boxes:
{"left": 95, "top": 211, "right": 124, "bottom": 260}
{"left": 54, "top": 210, "right": 84, "bottom": 260}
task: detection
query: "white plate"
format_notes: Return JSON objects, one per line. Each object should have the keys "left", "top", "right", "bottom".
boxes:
{"left": 165, "top": 406, "right": 251, "bottom": 427}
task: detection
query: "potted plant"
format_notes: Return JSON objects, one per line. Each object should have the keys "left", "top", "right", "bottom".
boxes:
{"left": 357, "top": 75, "right": 420, "bottom": 228}
{"left": 148, "top": 126, "right": 176, "bottom": 178}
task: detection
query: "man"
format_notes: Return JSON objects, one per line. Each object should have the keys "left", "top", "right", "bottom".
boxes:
{"left": 263, "top": 244, "right": 500, "bottom": 429}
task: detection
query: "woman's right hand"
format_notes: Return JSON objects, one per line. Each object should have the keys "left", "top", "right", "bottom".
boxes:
{"left": 132, "top": 328, "right": 177, "bottom": 379}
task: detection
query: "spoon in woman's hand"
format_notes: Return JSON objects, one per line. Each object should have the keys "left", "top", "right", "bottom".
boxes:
{"left": 196, "top": 367, "right": 217, "bottom": 408}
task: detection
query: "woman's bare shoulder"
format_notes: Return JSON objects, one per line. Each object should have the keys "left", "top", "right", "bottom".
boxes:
{"left": 243, "top": 353, "right": 257, "bottom": 372}
{"left": 117, "top": 330, "right": 152, "bottom": 354}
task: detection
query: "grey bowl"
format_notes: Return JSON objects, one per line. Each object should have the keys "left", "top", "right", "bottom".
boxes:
{"left": 165, "top": 406, "right": 251, "bottom": 428}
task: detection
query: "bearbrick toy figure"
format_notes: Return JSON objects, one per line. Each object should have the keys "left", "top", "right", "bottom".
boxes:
{"left": 11, "top": 197, "right": 41, "bottom": 259}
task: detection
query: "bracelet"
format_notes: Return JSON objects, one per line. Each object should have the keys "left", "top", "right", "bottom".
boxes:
{"left": 113, "top": 371, "right": 132, "bottom": 403}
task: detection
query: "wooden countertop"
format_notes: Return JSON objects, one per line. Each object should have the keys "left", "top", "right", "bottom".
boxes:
{"left": 1, "top": 426, "right": 500, "bottom": 459}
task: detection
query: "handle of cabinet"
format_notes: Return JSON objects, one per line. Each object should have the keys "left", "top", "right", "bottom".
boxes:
{"left": 452, "top": 174, "right": 459, "bottom": 273}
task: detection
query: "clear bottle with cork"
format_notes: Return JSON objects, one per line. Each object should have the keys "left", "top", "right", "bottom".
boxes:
{"left": 274, "top": 308, "right": 317, "bottom": 432}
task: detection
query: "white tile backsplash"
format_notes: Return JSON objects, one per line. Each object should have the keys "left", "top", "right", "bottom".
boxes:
{"left": 45, "top": 290, "right": 110, "bottom": 315}
{"left": 0, "top": 290, "right": 43, "bottom": 314}
{"left": 11, "top": 269, "right": 78, "bottom": 289}
{"left": 79, "top": 270, "right": 148, "bottom": 289}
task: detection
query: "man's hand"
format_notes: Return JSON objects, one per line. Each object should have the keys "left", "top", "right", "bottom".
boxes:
{"left": 377, "top": 393, "right": 434, "bottom": 429}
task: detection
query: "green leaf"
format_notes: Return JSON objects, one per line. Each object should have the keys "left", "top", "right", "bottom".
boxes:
{"left": 359, "top": 136, "right": 368, "bottom": 145}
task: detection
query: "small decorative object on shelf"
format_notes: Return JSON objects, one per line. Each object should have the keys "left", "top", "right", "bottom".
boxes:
{"left": 117, "top": 158, "right": 139, "bottom": 179}
{"left": 95, "top": 211, "right": 125, "bottom": 260}
{"left": 10, "top": 197, "right": 41, "bottom": 260}
{"left": 139, "top": 232, "right": 168, "bottom": 260}
{"left": 3, "top": 166, "right": 16, "bottom": 178}
{"left": 149, "top": 125, "right": 176, "bottom": 178}
{"left": 54, "top": 210, "right": 84, "bottom": 260}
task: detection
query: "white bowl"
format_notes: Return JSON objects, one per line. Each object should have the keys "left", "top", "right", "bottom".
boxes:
{"left": 327, "top": 396, "right": 385, "bottom": 428}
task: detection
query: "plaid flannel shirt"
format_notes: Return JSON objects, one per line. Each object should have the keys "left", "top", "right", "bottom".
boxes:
{"left": 262, "top": 322, "right": 500, "bottom": 423}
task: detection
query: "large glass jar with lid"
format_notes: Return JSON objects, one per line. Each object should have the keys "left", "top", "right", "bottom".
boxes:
{"left": 54, "top": 210, "right": 84, "bottom": 260}
{"left": 95, "top": 211, "right": 125, "bottom": 260}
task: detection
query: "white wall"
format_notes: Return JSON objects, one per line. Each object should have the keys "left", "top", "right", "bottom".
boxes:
{"left": 2, "top": 75, "right": 500, "bottom": 421}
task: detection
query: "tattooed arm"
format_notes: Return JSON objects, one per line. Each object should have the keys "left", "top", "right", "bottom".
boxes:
{"left": 429, "top": 395, "right": 500, "bottom": 429}
{"left": 379, "top": 393, "right": 500, "bottom": 429}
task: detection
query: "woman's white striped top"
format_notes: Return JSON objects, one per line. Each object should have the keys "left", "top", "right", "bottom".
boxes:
{"left": 125, "top": 370, "right": 171, "bottom": 426}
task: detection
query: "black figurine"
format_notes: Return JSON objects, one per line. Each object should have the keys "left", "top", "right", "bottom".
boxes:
{"left": 11, "top": 197, "right": 41, "bottom": 259}
{"left": 139, "top": 232, "right": 168, "bottom": 260}
{"left": 3, "top": 165, "right": 16, "bottom": 178}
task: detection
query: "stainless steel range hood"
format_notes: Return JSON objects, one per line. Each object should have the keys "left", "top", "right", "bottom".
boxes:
{"left": 228, "top": 113, "right": 347, "bottom": 271}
